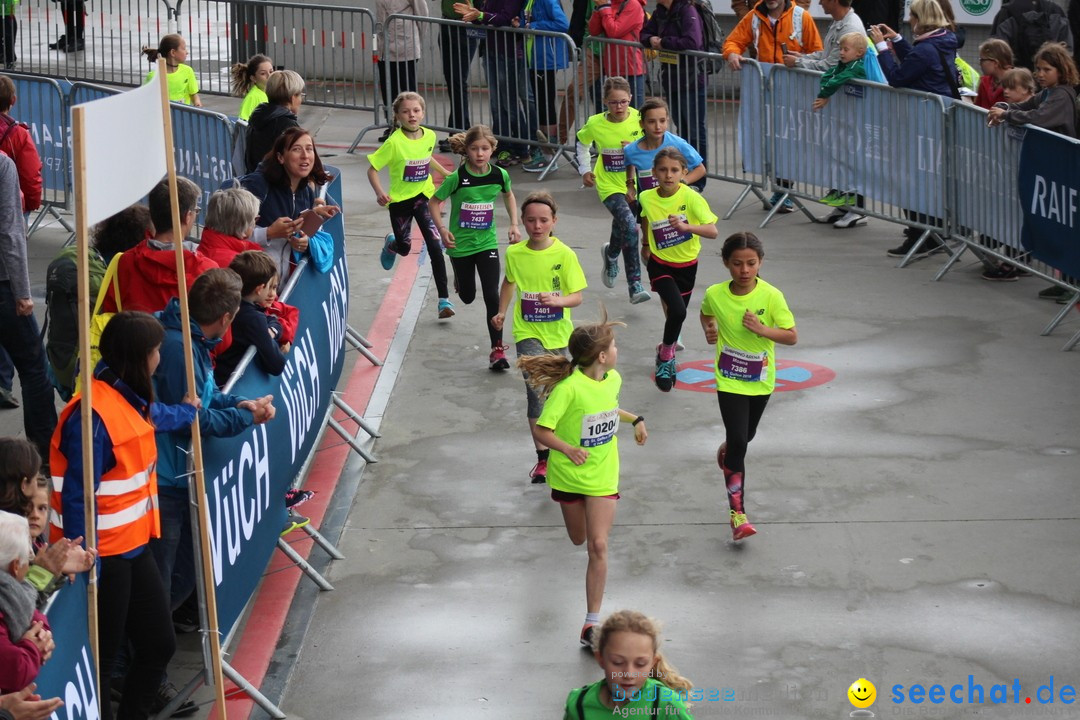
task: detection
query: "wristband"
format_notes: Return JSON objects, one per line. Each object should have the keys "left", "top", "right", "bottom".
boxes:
{"left": 632, "top": 415, "right": 645, "bottom": 426}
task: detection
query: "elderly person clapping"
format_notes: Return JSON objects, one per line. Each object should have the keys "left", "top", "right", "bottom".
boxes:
{"left": 0, "top": 511, "right": 53, "bottom": 695}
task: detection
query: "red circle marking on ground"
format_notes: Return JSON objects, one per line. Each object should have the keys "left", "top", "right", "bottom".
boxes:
{"left": 671, "top": 358, "right": 836, "bottom": 393}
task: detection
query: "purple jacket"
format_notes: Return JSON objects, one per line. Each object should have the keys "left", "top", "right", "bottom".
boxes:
{"left": 640, "top": 0, "right": 704, "bottom": 75}
{"left": 476, "top": 0, "right": 526, "bottom": 56}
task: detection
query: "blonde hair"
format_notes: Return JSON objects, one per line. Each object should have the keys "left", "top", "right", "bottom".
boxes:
{"left": 517, "top": 307, "right": 624, "bottom": 397}
{"left": 594, "top": 610, "right": 693, "bottom": 692}
{"left": 908, "top": 0, "right": 950, "bottom": 33}
{"left": 448, "top": 125, "right": 498, "bottom": 156}
{"left": 839, "top": 32, "right": 867, "bottom": 57}
{"left": 1000, "top": 67, "right": 1036, "bottom": 95}
{"left": 392, "top": 91, "right": 425, "bottom": 115}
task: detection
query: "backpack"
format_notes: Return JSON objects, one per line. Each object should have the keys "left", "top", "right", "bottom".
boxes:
{"left": 995, "top": 0, "right": 1071, "bottom": 69}
{"left": 667, "top": 0, "right": 726, "bottom": 73}
{"left": 43, "top": 246, "right": 107, "bottom": 400}
{"left": 690, "top": 0, "right": 726, "bottom": 73}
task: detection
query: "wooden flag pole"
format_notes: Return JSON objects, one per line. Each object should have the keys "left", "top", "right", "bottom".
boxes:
{"left": 156, "top": 58, "right": 229, "bottom": 717}
{"left": 70, "top": 104, "right": 100, "bottom": 701}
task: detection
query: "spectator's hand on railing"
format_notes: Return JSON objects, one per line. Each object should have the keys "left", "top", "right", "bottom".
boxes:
{"left": 0, "top": 684, "right": 64, "bottom": 720}
{"left": 812, "top": 97, "right": 828, "bottom": 111}
{"left": 986, "top": 106, "right": 1005, "bottom": 127}
{"left": 453, "top": 3, "right": 480, "bottom": 22}
{"left": 726, "top": 53, "right": 743, "bottom": 71}
{"left": 782, "top": 53, "right": 801, "bottom": 68}
{"left": 649, "top": 36, "right": 662, "bottom": 50}
{"left": 288, "top": 232, "right": 310, "bottom": 253}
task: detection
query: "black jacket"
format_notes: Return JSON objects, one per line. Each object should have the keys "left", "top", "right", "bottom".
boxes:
{"left": 244, "top": 103, "right": 299, "bottom": 173}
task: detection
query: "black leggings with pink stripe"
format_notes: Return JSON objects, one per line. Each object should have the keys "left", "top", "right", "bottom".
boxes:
{"left": 389, "top": 193, "right": 449, "bottom": 298}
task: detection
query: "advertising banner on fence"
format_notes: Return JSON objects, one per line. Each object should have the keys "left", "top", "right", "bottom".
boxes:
{"left": 1018, "top": 128, "right": 1080, "bottom": 278}
{"left": 37, "top": 573, "right": 99, "bottom": 718}
{"left": 768, "top": 68, "right": 947, "bottom": 218}
{"left": 11, "top": 75, "right": 70, "bottom": 207}
{"left": 199, "top": 170, "right": 348, "bottom": 636}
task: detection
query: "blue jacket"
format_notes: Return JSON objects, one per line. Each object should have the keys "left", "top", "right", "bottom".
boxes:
{"left": 523, "top": 0, "right": 569, "bottom": 70}
{"left": 878, "top": 29, "right": 959, "bottom": 98}
{"left": 153, "top": 298, "right": 254, "bottom": 490}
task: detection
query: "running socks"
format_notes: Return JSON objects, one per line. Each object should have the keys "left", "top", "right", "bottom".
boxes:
{"left": 725, "top": 472, "right": 745, "bottom": 514}
{"left": 585, "top": 612, "right": 600, "bottom": 626}
{"left": 537, "top": 449, "right": 550, "bottom": 463}
{"left": 657, "top": 343, "right": 677, "bottom": 362}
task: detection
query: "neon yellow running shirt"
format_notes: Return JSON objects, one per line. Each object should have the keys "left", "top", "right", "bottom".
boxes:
{"left": 366, "top": 127, "right": 437, "bottom": 201}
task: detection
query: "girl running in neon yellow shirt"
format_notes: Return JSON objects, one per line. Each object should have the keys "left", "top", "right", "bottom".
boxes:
{"left": 367, "top": 92, "right": 455, "bottom": 319}
{"left": 638, "top": 148, "right": 718, "bottom": 392}
{"left": 568, "top": 610, "right": 694, "bottom": 719}
{"left": 430, "top": 125, "right": 521, "bottom": 371}
{"left": 518, "top": 312, "right": 647, "bottom": 649}
{"left": 576, "top": 77, "right": 650, "bottom": 305}
{"left": 699, "top": 232, "right": 797, "bottom": 541}
{"left": 143, "top": 34, "right": 202, "bottom": 107}
{"left": 492, "top": 192, "right": 587, "bottom": 485}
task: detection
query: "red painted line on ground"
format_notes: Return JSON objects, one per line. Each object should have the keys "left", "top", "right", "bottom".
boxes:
{"left": 208, "top": 249, "right": 422, "bottom": 720}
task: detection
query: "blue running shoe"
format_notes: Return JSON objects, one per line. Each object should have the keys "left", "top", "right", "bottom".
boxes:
{"left": 380, "top": 233, "right": 398, "bottom": 271}
{"left": 438, "top": 298, "right": 455, "bottom": 319}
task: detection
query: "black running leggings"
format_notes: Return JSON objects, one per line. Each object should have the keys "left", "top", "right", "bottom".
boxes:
{"left": 449, "top": 249, "right": 503, "bottom": 347}
{"left": 716, "top": 391, "right": 771, "bottom": 474}
{"left": 389, "top": 194, "right": 449, "bottom": 298}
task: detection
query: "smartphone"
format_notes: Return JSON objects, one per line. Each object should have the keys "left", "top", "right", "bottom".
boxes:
{"left": 298, "top": 208, "right": 326, "bottom": 237}
{"left": 780, "top": 42, "right": 789, "bottom": 54}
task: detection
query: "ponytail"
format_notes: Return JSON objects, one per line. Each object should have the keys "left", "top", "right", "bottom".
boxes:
{"left": 517, "top": 354, "right": 576, "bottom": 398}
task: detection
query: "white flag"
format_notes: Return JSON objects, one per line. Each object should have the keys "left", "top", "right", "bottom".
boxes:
{"left": 77, "top": 72, "right": 168, "bottom": 225}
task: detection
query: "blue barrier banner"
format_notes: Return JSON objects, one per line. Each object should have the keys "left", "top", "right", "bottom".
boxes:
{"left": 36, "top": 573, "right": 100, "bottom": 719}
{"left": 950, "top": 102, "right": 1025, "bottom": 248}
{"left": 738, "top": 63, "right": 766, "bottom": 176}
{"left": 11, "top": 75, "right": 70, "bottom": 205}
{"left": 1018, "top": 128, "right": 1080, "bottom": 278}
{"left": 768, "top": 68, "right": 947, "bottom": 217}
{"left": 199, "top": 170, "right": 348, "bottom": 635}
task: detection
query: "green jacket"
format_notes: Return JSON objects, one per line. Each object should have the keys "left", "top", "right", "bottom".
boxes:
{"left": 817, "top": 56, "right": 867, "bottom": 99}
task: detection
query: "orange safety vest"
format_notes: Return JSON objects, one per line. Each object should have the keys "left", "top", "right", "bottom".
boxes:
{"left": 49, "top": 377, "right": 161, "bottom": 557}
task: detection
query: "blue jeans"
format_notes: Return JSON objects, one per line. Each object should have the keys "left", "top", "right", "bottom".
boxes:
{"left": 0, "top": 281, "right": 57, "bottom": 461}
{"left": 484, "top": 48, "right": 529, "bottom": 157}
{"left": 602, "top": 194, "right": 642, "bottom": 286}
{"left": 149, "top": 487, "right": 196, "bottom": 612}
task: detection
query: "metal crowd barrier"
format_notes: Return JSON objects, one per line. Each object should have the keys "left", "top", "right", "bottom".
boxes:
{"left": 349, "top": 15, "right": 578, "bottom": 170}
{"left": 10, "top": 0, "right": 378, "bottom": 111}
{"left": 9, "top": 74, "right": 71, "bottom": 235}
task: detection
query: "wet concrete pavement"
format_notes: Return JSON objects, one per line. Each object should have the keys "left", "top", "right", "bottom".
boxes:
{"left": 5, "top": 99, "right": 1078, "bottom": 720}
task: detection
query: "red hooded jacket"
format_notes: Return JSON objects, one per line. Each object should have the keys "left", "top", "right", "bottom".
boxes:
{"left": 102, "top": 240, "right": 219, "bottom": 314}
{"left": 0, "top": 115, "right": 43, "bottom": 213}
{"left": 588, "top": 0, "right": 647, "bottom": 77}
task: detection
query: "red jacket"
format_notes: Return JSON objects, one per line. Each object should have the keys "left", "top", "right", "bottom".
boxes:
{"left": 0, "top": 608, "right": 49, "bottom": 694}
{"left": 102, "top": 239, "right": 219, "bottom": 314}
{"left": 588, "top": 0, "right": 646, "bottom": 77}
{"left": 0, "top": 115, "right": 43, "bottom": 213}
{"left": 196, "top": 227, "right": 262, "bottom": 269}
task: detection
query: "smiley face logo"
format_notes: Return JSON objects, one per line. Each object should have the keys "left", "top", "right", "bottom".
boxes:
{"left": 848, "top": 678, "right": 876, "bottom": 708}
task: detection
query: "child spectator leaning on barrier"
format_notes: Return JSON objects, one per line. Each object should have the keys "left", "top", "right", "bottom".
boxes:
{"left": 232, "top": 54, "right": 273, "bottom": 122}
{"left": 986, "top": 41, "right": 1079, "bottom": 138}
{"left": 812, "top": 32, "right": 868, "bottom": 110}
{"left": 975, "top": 38, "right": 1013, "bottom": 109}
{"left": 143, "top": 34, "right": 201, "bottom": 107}
{"left": 215, "top": 251, "right": 292, "bottom": 384}
{"left": 568, "top": 609, "right": 693, "bottom": 718}
{"left": 0, "top": 511, "right": 54, "bottom": 695}
{"left": 151, "top": 270, "right": 275, "bottom": 620}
